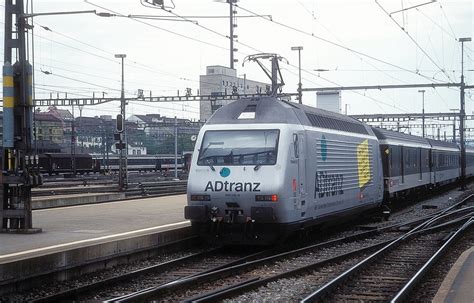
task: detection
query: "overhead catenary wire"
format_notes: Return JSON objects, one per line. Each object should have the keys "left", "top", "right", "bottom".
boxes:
{"left": 84, "top": 1, "right": 229, "bottom": 51}
{"left": 375, "top": 0, "right": 454, "bottom": 82}
{"left": 2, "top": 1, "right": 468, "bottom": 118}
{"left": 36, "top": 62, "right": 183, "bottom": 91}
{"left": 9, "top": 20, "right": 224, "bottom": 93}
{"left": 438, "top": 1, "right": 459, "bottom": 42}
{"left": 20, "top": 22, "right": 227, "bottom": 105}
{"left": 273, "top": 6, "right": 448, "bottom": 115}
{"left": 235, "top": 3, "right": 450, "bottom": 84}
{"left": 160, "top": 6, "right": 264, "bottom": 55}
{"left": 292, "top": 1, "right": 414, "bottom": 87}
{"left": 285, "top": 63, "right": 409, "bottom": 113}
{"left": 30, "top": 25, "right": 228, "bottom": 91}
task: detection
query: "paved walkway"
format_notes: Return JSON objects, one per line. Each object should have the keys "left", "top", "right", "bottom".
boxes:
{"left": 0, "top": 194, "right": 188, "bottom": 258}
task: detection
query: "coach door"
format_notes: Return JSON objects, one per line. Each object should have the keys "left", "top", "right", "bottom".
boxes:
{"left": 293, "top": 133, "right": 307, "bottom": 217}
{"left": 400, "top": 146, "right": 405, "bottom": 184}
{"left": 419, "top": 148, "right": 423, "bottom": 181}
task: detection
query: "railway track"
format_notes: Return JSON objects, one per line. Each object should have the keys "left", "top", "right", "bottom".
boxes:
{"left": 100, "top": 224, "right": 422, "bottom": 301}
{"left": 5, "top": 193, "right": 472, "bottom": 302}
{"left": 100, "top": 195, "right": 474, "bottom": 302}
{"left": 29, "top": 247, "right": 271, "bottom": 302}
{"left": 302, "top": 213, "right": 474, "bottom": 302}
{"left": 32, "top": 180, "right": 188, "bottom": 198}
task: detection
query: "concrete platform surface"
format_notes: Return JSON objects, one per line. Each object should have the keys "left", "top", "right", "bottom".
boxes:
{"left": 0, "top": 194, "right": 188, "bottom": 259}
{"left": 31, "top": 192, "right": 126, "bottom": 209}
{"left": 433, "top": 246, "right": 474, "bottom": 303}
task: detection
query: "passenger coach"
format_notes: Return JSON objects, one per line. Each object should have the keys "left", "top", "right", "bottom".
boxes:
{"left": 427, "top": 139, "right": 460, "bottom": 186}
{"left": 372, "top": 128, "right": 431, "bottom": 199}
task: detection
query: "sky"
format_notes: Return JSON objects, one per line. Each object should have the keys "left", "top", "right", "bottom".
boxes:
{"left": 0, "top": 0, "right": 473, "bottom": 137}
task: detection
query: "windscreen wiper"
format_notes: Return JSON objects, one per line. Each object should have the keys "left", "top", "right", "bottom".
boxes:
{"left": 254, "top": 162, "right": 263, "bottom": 171}
{"left": 206, "top": 159, "right": 215, "bottom": 171}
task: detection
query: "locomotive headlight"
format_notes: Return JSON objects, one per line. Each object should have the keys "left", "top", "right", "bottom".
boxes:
{"left": 255, "top": 194, "right": 278, "bottom": 202}
{"left": 190, "top": 194, "right": 211, "bottom": 201}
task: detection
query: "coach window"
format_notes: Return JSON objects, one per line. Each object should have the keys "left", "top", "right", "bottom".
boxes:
{"left": 413, "top": 150, "right": 417, "bottom": 168}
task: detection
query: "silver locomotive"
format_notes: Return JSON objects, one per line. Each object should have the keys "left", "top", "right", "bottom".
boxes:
{"left": 185, "top": 96, "right": 384, "bottom": 244}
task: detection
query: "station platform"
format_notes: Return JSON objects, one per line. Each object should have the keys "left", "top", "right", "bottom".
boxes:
{"left": 31, "top": 192, "right": 126, "bottom": 209}
{"left": 0, "top": 194, "right": 192, "bottom": 287}
{"left": 433, "top": 246, "right": 474, "bottom": 303}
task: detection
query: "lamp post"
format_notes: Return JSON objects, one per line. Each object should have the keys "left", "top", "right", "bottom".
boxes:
{"left": 418, "top": 90, "right": 425, "bottom": 138}
{"left": 115, "top": 53, "right": 127, "bottom": 190}
{"left": 291, "top": 46, "right": 303, "bottom": 104}
{"left": 459, "top": 37, "right": 471, "bottom": 190}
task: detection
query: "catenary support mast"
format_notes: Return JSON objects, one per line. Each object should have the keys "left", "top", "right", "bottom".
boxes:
{"left": 1, "top": 0, "right": 42, "bottom": 233}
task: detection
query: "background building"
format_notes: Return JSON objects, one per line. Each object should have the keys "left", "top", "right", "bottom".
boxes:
{"left": 199, "top": 65, "right": 269, "bottom": 121}
{"left": 35, "top": 112, "right": 64, "bottom": 145}
{"left": 316, "top": 91, "right": 341, "bottom": 114}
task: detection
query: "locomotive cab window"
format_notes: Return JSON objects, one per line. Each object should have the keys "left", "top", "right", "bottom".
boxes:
{"left": 293, "top": 133, "right": 299, "bottom": 158}
{"left": 197, "top": 130, "right": 279, "bottom": 166}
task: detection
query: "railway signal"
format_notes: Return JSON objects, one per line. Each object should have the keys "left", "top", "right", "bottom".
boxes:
{"left": 116, "top": 114, "right": 124, "bottom": 132}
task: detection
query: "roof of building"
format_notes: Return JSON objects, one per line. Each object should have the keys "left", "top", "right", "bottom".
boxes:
{"left": 131, "top": 114, "right": 188, "bottom": 124}
{"left": 76, "top": 116, "right": 103, "bottom": 126}
{"left": 129, "top": 142, "right": 146, "bottom": 148}
{"left": 47, "top": 106, "right": 73, "bottom": 121}
{"left": 35, "top": 112, "right": 62, "bottom": 123}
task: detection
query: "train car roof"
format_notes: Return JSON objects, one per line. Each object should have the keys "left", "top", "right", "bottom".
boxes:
{"left": 43, "top": 153, "right": 92, "bottom": 158}
{"left": 426, "top": 138, "right": 460, "bottom": 152}
{"left": 371, "top": 127, "right": 431, "bottom": 148}
{"left": 206, "top": 96, "right": 374, "bottom": 137}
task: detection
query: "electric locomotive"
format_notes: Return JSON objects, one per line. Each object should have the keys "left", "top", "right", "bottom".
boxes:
{"left": 185, "top": 96, "right": 384, "bottom": 244}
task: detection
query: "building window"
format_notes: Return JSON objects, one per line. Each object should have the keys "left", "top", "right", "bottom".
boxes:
{"left": 137, "top": 150, "right": 141, "bottom": 155}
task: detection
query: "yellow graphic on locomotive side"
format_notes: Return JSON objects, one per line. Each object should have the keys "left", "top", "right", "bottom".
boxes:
{"left": 357, "top": 139, "right": 371, "bottom": 188}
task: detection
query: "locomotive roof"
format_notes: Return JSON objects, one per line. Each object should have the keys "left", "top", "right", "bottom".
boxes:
{"left": 371, "top": 127, "right": 431, "bottom": 147}
{"left": 206, "top": 96, "right": 301, "bottom": 125}
{"left": 206, "top": 96, "right": 373, "bottom": 136}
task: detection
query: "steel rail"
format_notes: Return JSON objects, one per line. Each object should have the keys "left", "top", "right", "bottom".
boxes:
{"left": 300, "top": 195, "right": 474, "bottom": 303}
{"left": 110, "top": 195, "right": 474, "bottom": 302}
{"left": 30, "top": 248, "right": 219, "bottom": 303}
{"left": 109, "top": 218, "right": 430, "bottom": 302}
{"left": 189, "top": 238, "right": 394, "bottom": 303}
{"left": 189, "top": 211, "right": 474, "bottom": 302}
{"left": 31, "top": 247, "right": 272, "bottom": 303}
{"left": 391, "top": 217, "right": 474, "bottom": 303}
